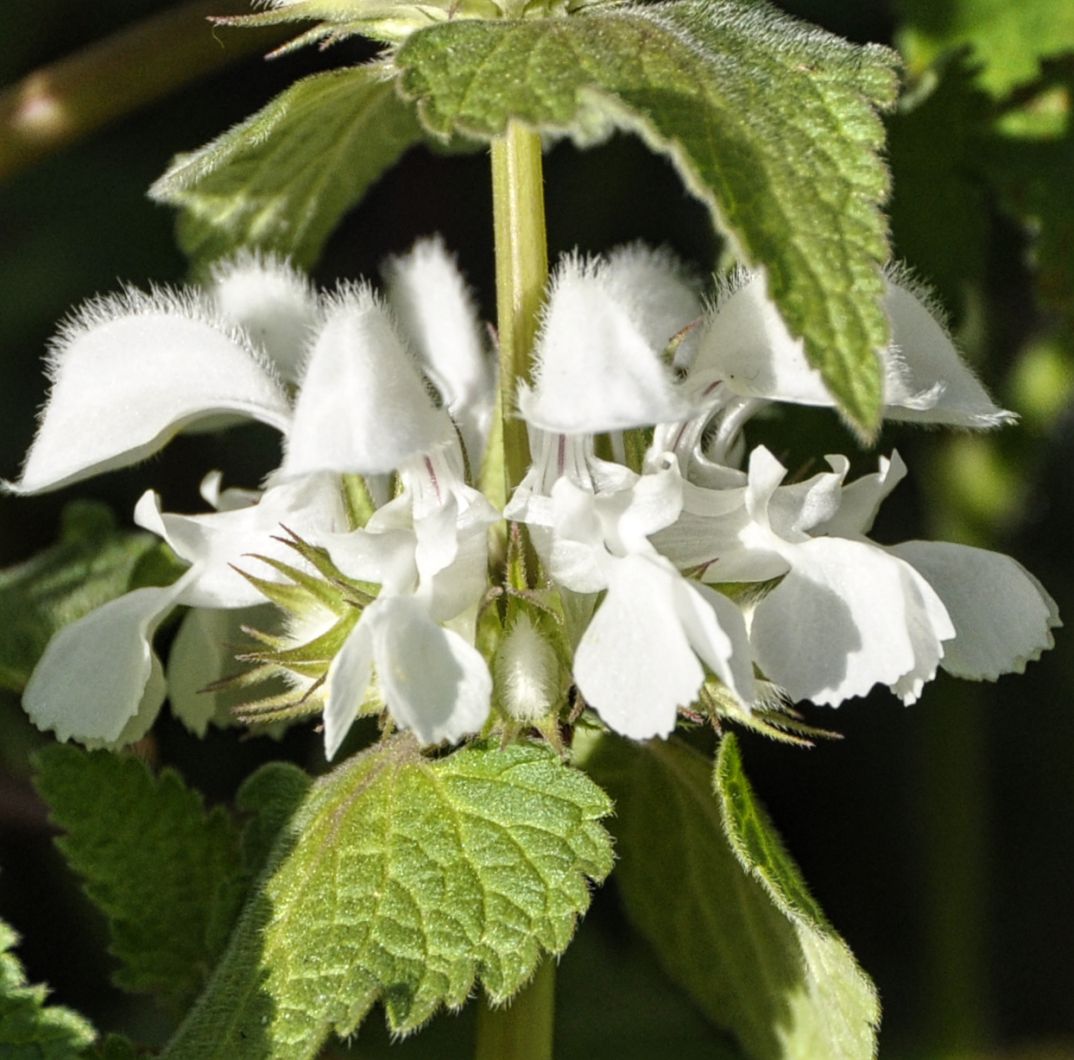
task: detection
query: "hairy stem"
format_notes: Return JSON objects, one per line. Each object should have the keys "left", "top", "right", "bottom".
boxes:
{"left": 0, "top": 0, "right": 287, "bottom": 182}
{"left": 475, "top": 960, "right": 555, "bottom": 1060}
{"left": 490, "top": 121, "right": 548, "bottom": 507}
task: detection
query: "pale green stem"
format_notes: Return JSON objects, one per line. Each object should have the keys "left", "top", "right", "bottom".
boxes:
{"left": 475, "top": 960, "right": 555, "bottom": 1060}
{"left": 489, "top": 121, "right": 549, "bottom": 509}
{"left": 0, "top": 0, "right": 287, "bottom": 182}
{"left": 474, "top": 124, "right": 552, "bottom": 1059}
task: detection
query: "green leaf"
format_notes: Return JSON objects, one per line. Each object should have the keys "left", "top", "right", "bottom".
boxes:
{"left": 163, "top": 737, "right": 613, "bottom": 1058}
{"left": 581, "top": 732, "right": 879, "bottom": 1059}
{"left": 235, "top": 761, "right": 312, "bottom": 875}
{"left": 897, "top": 0, "right": 1074, "bottom": 96}
{"left": 0, "top": 502, "right": 177, "bottom": 695}
{"left": 32, "top": 746, "right": 245, "bottom": 1012}
{"left": 0, "top": 918, "right": 96, "bottom": 1058}
{"left": 396, "top": 1, "right": 900, "bottom": 436}
{"left": 150, "top": 64, "right": 425, "bottom": 271}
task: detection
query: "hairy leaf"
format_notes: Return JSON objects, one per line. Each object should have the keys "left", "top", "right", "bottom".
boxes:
{"left": 0, "top": 919, "right": 96, "bottom": 1058}
{"left": 163, "top": 737, "right": 613, "bottom": 1058}
{"left": 0, "top": 502, "right": 180, "bottom": 695}
{"left": 32, "top": 747, "right": 245, "bottom": 1011}
{"left": 396, "top": 0, "right": 900, "bottom": 436}
{"left": 581, "top": 733, "right": 879, "bottom": 1059}
{"left": 898, "top": 0, "right": 1074, "bottom": 96}
{"left": 150, "top": 64, "right": 425, "bottom": 270}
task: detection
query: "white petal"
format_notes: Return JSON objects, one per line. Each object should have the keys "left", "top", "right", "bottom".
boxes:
{"left": 324, "top": 610, "right": 375, "bottom": 760}
{"left": 695, "top": 270, "right": 1016, "bottom": 428}
{"left": 518, "top": 256, "right": 694, "bottom": 433}
{"left": 547, "top": 478, "right": 612, "bottom": 593}
{"left": 676, "top": 580, "right": 756, "bottom": 706}
{"left": 751, "top": 537, "right": 954, "bottom": 706}
{"left": 596, "top": 456, "right": 683, "bottom": 554}
{"left": 694, "top": 272, "right": 836, "bottom": 406}
{"left": 83, "top": 657, "right": 167, "bottom": 751}
{"left": 889, "top": 541, "right": 1060, "bottom": 680}
{"left": 370, "top": 596, "right": 491, "bottom": 744}
{"left": 11, "top": 289, "right": 292, "bottom": 494}
{"left": 199, "top": 470, "right": 261, "bottom": 512}
{"left": 420, "top": 493, "right": 497, "bottom": 622}
{"left": 23, "top": 577, "right": 189, "bottom": 743}
{"left": 814, "top": 451, "right": 907, "bottom": 539}
{"left": 210, "top": 253, "right": 319, "bottom": 383}
{"left": 574, "top": 554, "right": 706, "bottom": 739}
{"left": 166, "top": 605, "right": 273, "bottom": 736}
{"left": 882, "top": 278, "right": 1017, "bottom": 428}
{"left": 134, "top": 474, "right": 346, "bottom": 609}
{"left": 385, "top": 237, "right": 495, "bottom": 465}
{"left": 281, "top": 288, "right": 453, "bottom": 478}
{"left": 321, "top": 524, "right": 418, "bottom": 596}
{"left": 600, "top": 244, "right": 702, "bottom": 360}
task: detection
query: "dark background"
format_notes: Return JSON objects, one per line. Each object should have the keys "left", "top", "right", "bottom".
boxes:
{"left": 1, "top": 2, "right": 1071, "bottom": 1056}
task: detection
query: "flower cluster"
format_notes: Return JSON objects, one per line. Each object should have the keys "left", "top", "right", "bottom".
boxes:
{"left": 10, "top": 240, "right": 1059, "bottom": 755}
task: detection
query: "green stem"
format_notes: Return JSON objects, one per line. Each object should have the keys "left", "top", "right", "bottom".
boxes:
{"left": 475, "top": 960, "right": 555, "bottom": 1060}
{"left": 490, "top": 121, "right": 548, "bottom": 508}
{"left": 0, "top": 0, "right": 288, "bottom": 182}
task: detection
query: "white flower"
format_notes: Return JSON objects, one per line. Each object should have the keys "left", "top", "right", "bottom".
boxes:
{"left": 12, "top": 240, "right": 498, "bottom": 751}
{"left": 517, "top": 246, "right": 702, "bottom": 434}
{"left": 509, "top": 245, "right": 1056, "bottom": 731}
{"left": 507, "top": 249, "right": 755, "bottom": 738}
{"left": 657, "top": 445, "right": 1060, "bottom": 705}
{"left": 686, "top": 267, "right": 1017, "bottom": 428}
{"left": 319, "top": 443, "right": 498, "bottom": 756}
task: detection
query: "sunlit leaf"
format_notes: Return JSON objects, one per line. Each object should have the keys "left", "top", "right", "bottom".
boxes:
{"left": 163, "top": 738, "right": 613, "bottom": 1058}
{"left": 396, "top": 0, "right": 899, "bottom": 435}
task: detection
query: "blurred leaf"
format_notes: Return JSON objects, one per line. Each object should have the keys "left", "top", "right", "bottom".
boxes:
{"left": 0, "top": 917, "right": 96, "bottom": 1058}
{"left": 0, "top": 502, "right": 181, "bottom": 695}
{"left": 581, "top": 732, "right": 879, "bottom": 1059}
{"left": 92, "top": 1034, "right": 141, "bottom": 1060}
{"left": 887, "top": 52, "right": 992, "bottom": 316}
{"left": 397, "top": 0, "right": 900, "bottom": 437}
{"left": 985, "top": 71, "right": 1074, "bottom": 325}
{"left": 897, "top": 0, "right": 1074, "bottom": 96}
{"left": 150, "top": 64, "right": 425, "bottom": 271}
{"left": 32, "top": 746, "right": 245, "bottom": 1012}
{"left": 163, "top": 738, "right": 613, "bottom": 1058}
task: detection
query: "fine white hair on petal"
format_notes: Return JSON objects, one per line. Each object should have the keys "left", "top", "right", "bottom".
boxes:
{"left": 281, "top": 283, "right": 453, "bottom": 478}
{"left": 694, "top": 263, "right": 1017, "bottom": 429}
{"left": 881, "top": 267, "right": 1018, "bottom": 428}
{"left": 693, "top": 270, "right": 837, "bottom": 407}
{"left": 383, "top": 236, "right": 495, "bottom": 466}
{"left": 518, "top": 252, "right": 695, "bottom": 434}
{"left": 209, "top": 250, "right": 320, "bottom": 384}
{"left": 600, "top": 243, "right": 704, "bottom": 356}
{"left": 10, "top": 285, "right": 292, "bottom": 495}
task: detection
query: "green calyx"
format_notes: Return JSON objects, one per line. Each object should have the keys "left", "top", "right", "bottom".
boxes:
{"left": 217, "top": 529, "right": 378, "bottom": 728}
